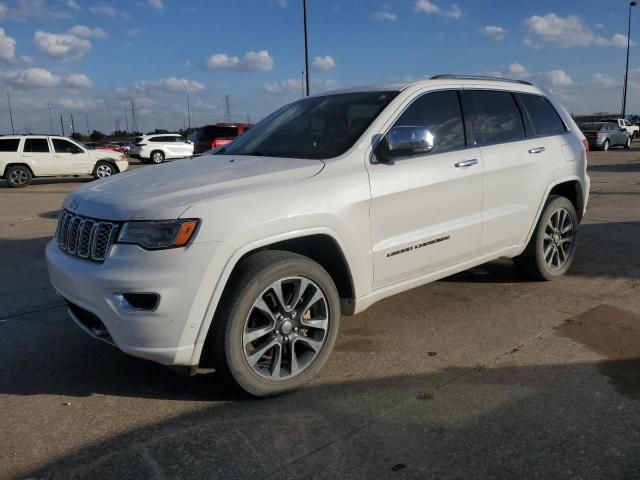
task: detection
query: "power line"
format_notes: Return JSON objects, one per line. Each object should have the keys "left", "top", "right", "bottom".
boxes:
{"left": 47, "top": 102, "right": 54, "bottom": 135}
{"left": 6, "top": 91, "right": 15, "bottom": 134}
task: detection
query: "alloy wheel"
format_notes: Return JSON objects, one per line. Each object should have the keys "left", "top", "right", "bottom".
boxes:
{"left": 542, "top": 207, "right": 574, "bottom": 270}
{"left": 9, "top": 169, "right": 28, "bottom": 185}
{"left": 242, "top": 276, "right": 329, "bottom": 381}
{"left": 96, "top": 164, "right": 113, "bottom": 178}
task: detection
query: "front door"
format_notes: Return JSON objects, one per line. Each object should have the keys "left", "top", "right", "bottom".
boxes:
{"left": 51, "top": 138, "right": 93, "bottom": 174}
{"left": 367, "top": 89, "right": 483, "bottom": 289}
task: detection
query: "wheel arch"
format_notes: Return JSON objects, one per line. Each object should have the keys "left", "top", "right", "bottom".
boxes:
{"left": 193, "top": 228, "right": 357, "bottom": 367}
{"left": 522, "top": 176, "right": 584, "bottom": 250}
{"left": 95, "top": 159, "right": 120, "bottom": 173}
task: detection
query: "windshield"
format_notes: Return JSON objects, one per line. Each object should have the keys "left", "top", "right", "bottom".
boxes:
{"left": 222, "top": 91, "right": 398, "bottom": 159}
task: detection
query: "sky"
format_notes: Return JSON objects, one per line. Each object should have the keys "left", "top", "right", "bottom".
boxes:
{"left": 0, "top": 0, "right": 639, "bottom": 135}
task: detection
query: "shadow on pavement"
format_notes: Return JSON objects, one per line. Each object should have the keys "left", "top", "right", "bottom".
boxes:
{"left": 588, "top": 162, "right": 640, "bottom": 173}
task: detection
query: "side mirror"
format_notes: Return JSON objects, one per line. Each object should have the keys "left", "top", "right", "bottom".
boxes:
{"left": 387, "top": 126, "right": 434, "bottom": 154}
{"left": 621, "top": 127, "right": 627, "bottom": 132}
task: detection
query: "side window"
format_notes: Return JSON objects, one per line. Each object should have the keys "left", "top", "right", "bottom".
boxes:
{"left": 148, "top": 137, "right": 165, "bottom": 143}
{"left": 174, "top": 136, "right": 187, "bottom": 143}
{"left": 519, "top": 94, "right": 566, "bottom": 137}
{"left": 392, "top": 90, "right": 466, "bottom": 155}
{"left": 467, "top": 90, "right": 525, "bottom": 145}
{"left": 625, "top": 120, "right": 631, "bottom": 127}
{"left": 52, "top": 138, "right": 82, "bottom": 154}
{"left": 0, "top": 139, "right": 20, "bottom": 152}
{"left": 24, "top": 138, "right": 50, "bottom": 153}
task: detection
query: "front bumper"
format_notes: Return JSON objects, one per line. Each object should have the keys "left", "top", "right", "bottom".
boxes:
{"left": 46, "top": 239, "right": 225, "bottom": 366}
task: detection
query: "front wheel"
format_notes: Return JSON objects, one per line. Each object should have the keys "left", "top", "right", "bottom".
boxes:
{"left": 602, "top": 139, "right": 610, "bottom": 151}
{"left": 625, "top": 136, "right": 632, "bottom": 149}
{"left": 93, "top": 161, "right": 115, "bottom": 179}
{"left": 514, "top": 196, "right": 578, "bottom": 281}
{"left": 210, "top": 251, "right": 341, "bottom": 397}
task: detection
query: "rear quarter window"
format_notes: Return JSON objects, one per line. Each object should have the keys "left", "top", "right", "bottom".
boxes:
{"left": 519, "top": 94, "right": 566, "bottom": 137}
{"left": 0, "top": 139, "right": 20, "bottom": 152}
{"left": 467, "top": 90, "right": 526, "bottom": 145}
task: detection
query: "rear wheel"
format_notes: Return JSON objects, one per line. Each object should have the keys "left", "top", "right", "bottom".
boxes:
{"left": 625, "top": 136, "right": 632, "bottom": 149}
{"left": 5, "top": 165, "right": 32, "bottom": 188}
{"left": 514, "top": 195, "right": 578, "bottom": 281}
{"left": 151, "top": 151, "right": 165, "bottom": 164}
{"left": 210, "top": 251, "right": 341, "bottom": 397}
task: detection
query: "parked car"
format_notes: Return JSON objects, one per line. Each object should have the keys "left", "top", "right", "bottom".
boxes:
{"left": 579, "top": 122, "right": 631, "bottom": 151}
{"left": 46, "top": 75, "right": 589, "bottom": 396}
{"left": 192, "top": 123, "right": 252, "bottom": 154}
{"left": 602, "top": 118, "right": 639, "bottom": 138}
{"left": 1, "top": 135, "right": 128, "bottom": 188}
{"left": 129, "top": 134, "right": 194, "bottom": 163}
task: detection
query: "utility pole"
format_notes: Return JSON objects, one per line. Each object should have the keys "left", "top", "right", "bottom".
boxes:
{"left": 224, "top": 95, "right": 231, "bottom": 122}
{"left": 70, "top": 114, "right": 75, "bottom": 134}
{"left": 301, "top": 71, "right": 305, "bottom": 98}
{"left": 60, "top": 114, "right": 65, "bottom": 136}
{"left": 115, "top": 119, "right": 120, "bottom": 133}
{"left": 124, "top": 108, "right": 129, "bottom": 133}
{"left": 85, "top": 114, "right": 90, "bottom": 137}
{"left": 130, "top": 101, "right": 138, "bottom": 133}
{"left": 622, "top": 1, "right": 637, "bottom": 118}
{"left": 47, "top": 102, "right": 54, "bottom": 135}
{"left": 187, "top": 93, "right": 191, "bottom": 130}
{"left": 6, "top": 91, "right": 15, "bottom": 134}
{"left": 303, "top": 0, "right": 310, "bottom": 96}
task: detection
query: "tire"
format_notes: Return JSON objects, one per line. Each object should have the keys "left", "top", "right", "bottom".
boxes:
{"left": 210, "top": 250, "right": 341, "bottom": 397}
{"left": 514, "top": 195, "right": 578, "bottom": 281}
{"left": 5, "top": 165, "right": 32, "bottom": 188}
{"left": 93, "top": 161, "right": 115, "bottom": 180}
{"left": 602, "top": 139, "right": 610, "bottom": 151}
{"left": 150, "top": 150, "right": 165, "bottom": 164}
{"left": 624, "top": 136, "right": 631, "bottom": 149}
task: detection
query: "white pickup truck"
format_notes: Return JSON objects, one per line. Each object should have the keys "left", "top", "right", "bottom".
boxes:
{"left": 612, "top": 118, "right": 639, "bottom": 138}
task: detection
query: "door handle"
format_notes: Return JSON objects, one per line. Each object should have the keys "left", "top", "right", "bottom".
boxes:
{"left": 454, "top": 159, "right": 478, "bottom": 168}
{"left": 528, "top": 147, "right": 546, "bottom": 154}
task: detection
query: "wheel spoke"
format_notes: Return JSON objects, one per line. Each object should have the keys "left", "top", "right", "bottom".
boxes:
{"left": 244, "top": 323, "right": 276, "bottom": 345}
{"left": 298, "top": 290, "right": 325, "bottom": 321}
{"left": 544, "top": 242, "right": 554, "bottom": 260}
{"left": 253, "top": 297, "right": 278, "bottom": 323}
{"left": 290, "top": 278, "right": 310, "bottom": 311}
{"left": 271, "top": 344, "right": 283, "bottom": 378}
{"left": 247, "top": 338, "right": 279, "bottom": 367}
{"left": 294, "top": 334, "right": 324, "bottom": 353}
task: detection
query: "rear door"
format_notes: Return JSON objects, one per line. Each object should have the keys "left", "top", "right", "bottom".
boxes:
{"left": 21, "top": 137, "right": 54, "bottom": 175}
{"left": 463, "top": 89, "right": 553, "bottom": 254}
{"left": 51, "top": 138, "right": 93, "bottom": 174}
{"left": 172, "top": 135, "right": 192, "bottom": 157}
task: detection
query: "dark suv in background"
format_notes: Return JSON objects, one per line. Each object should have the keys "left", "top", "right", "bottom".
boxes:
{"left": 192, "top": 123, "right": 253, "bottom": 154}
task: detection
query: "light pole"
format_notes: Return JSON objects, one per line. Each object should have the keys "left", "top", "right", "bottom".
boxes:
{"left": 622, "top": 1, "right": 637, "bottom": 118}
{"left": 303, "top": 0, "right": 310, "bottom": 96}
{"left": 6, "top": 91, "right": 15, "bottom": 134}
{"left": 187, "top": 93, "right": 191, "bottom": 130}
{"left": 47, "top": 102, "right": 54, "bottom": 134}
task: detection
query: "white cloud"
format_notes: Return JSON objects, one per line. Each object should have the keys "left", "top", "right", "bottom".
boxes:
{"left": 526, "top": 13, "right": 630, "bottom": 48}
{"left": 58, "top": 97, "right": 96, "bottom": 109}
{"left": 67, "top": 0, "right": 80, "bottom": 10}
{"left": 591, "top": 73, "right": 615, "bottom": 86}
{"left": 264, "top": 78, "right": 337, "bottom": 95}
{"left": 0, "top": 67, "right": 60, "bottom": 88}
{"left": 507, "top": 63, "right": 529, "bottom": 78}
{"left": 67, "top": 25, "right": 108, "bottom": 38}
{"left": 1, "top": 0, "right": 70, "bottom": 20}
{"left": 206, "top": 50, "right": 274, "bottom": 72}
{"left": 415, "top": 0, "right": 462, "bottom": 18}
{"left": 134, "top": 77, "right": 205, "bottom": 93}
{"left": 34, "top": 30, "right": 92, "bottom": 59}
{"left": 0, "top": 28, "right": 16, "bottom": 61}
{"left": 546, "top": 69, "right": 572, "bottom": 87}
{"left": 89, "top": 4, "right": 130, "bottom": 18}
{"left": 148, "top": 0, "right": 163, "bottom": 10}
{"left": 370, "top": 10, "right": 397, "bottom": 21}
{"left": 65, "top": 73, "right": 92, "bottom": 88}
{"left": 594, "top": 23, "right": 604, "bottom": 29}
{"left": 312, "top": 55, "right": 335, "bottom": 71}
{"left": 481, "top": 25, "right": 507, "bottom": 41}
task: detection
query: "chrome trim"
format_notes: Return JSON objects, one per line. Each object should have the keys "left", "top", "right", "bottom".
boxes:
{"left": 528, "top": 147, "right": 546, "bottom": 154}
{"left": 454, "top": 158, "right": 479, "bottom": 168}
{"left": 55, "top": 209, "right": 119, "bottom": 263}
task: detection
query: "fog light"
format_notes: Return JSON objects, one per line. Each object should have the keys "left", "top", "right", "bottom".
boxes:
{"left": 113, "top": 293, "right": 159, "bottom": 312}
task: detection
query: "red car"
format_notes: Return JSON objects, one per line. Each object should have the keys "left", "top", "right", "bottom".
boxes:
{"left": 192, "top": 123, "right": 252, "bottom": 154}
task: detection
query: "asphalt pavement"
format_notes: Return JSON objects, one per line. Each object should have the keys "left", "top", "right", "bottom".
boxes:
{"left": 1, "top": 149, "right": 639, "bottom": 479}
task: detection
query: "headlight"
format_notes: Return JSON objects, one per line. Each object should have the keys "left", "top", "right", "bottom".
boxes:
{"left": 117, "top": 219, "right": 199, "bottom": 250}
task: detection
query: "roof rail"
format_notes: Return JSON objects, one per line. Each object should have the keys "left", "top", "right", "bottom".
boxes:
{"left": 430, "top": 74, "right": 532, "bottom": 86}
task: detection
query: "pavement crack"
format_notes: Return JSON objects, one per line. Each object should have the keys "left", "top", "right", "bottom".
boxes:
{"left": 0, "top": 303, "right": 66, "bottom": 322}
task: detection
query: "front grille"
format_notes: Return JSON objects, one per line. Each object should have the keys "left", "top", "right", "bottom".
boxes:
{"left": 56, "top": 210, "right": 119, "bottom": 262}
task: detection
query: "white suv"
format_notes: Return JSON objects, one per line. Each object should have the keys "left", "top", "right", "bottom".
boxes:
{"left": 46, "top": 76, "right": 590, "bottom": 396}
{"left": 129, "top": 134, "right": 194, "bottom": 164}
{"left": 0, "top": 135, "right": 128, "bottom": 188}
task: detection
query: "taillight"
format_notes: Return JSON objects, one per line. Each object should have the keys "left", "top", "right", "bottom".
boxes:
{"left": 582, "top": 139, "right": 589, "bottom": 151}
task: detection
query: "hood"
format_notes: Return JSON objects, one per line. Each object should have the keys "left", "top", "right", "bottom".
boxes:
{"left": 64, "top": 154, "right": 325, "bottom": 220}
{"left": 90, "top": 149, "right": 124, "bottom": 161}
